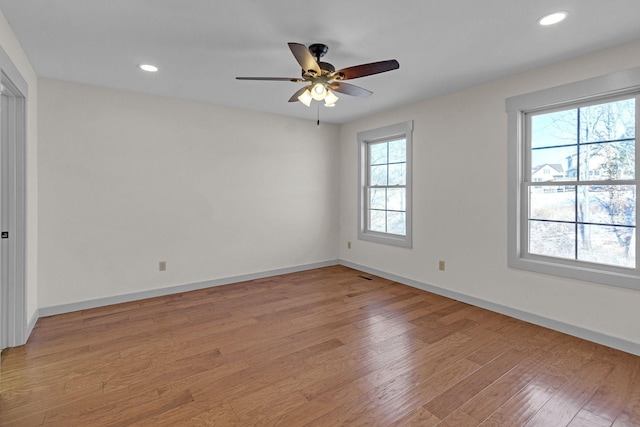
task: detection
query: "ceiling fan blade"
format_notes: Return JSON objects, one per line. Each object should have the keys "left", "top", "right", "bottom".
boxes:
{"left": 288, "top": 86, "right": 309, "bottom": 102}
{"left": 328, "top": 82, "right": 373, "bottom": 98}
{"left": 333, "top": 59, "right": 399, "bottom": 80}
{"left": 236, "top": 77, "right": 305, "bottom": 82}
{"left": 288, "top": 42, "right": 321, "bottom": 76}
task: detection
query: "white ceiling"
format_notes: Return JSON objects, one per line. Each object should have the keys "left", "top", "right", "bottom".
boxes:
{"left": 1, "top": 1, "right": 639, "bottom": 124}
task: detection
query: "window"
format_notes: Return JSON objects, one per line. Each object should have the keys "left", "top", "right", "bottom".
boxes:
{"left": 358, "top": 121, "right": 413, "bottom": 248}
{"left": 507, "top": 67, "right": 640, "bottom": 290}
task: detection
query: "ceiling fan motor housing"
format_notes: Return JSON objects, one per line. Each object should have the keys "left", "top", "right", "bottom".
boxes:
{"left": 318, "top": 62, "right": 335, "bottom": 73}
{"left": 304, "top": 44, "right": 335, "bottom": 75}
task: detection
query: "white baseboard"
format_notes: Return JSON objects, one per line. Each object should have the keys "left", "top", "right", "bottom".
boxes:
{"left": 339, "top": 260, "right": 640, "bottom": 357}
{"left": 38, "top": 260, "right": 339, "bottom": 318}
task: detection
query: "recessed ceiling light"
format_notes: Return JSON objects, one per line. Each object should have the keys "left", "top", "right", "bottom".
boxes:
{"left": 138, "top": 64, "right": 158, "bottom": 72}
{"left": 538, "top": 11, "right": 568, "bottom": 26}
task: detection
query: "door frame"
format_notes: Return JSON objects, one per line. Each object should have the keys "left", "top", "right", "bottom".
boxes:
{"left": 0, "top": 46, "right": 27, "bottom": 351}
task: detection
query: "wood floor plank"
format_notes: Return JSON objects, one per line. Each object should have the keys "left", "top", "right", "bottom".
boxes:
{"left": 423, "top": 347, "right": 528, "bottom": 419}
{"left": 581, "top": 348, "right": 640, "bottom": 423}
{"left": 439, "top": 410, "right": 484, "bottom": 427}
{"left": 567, "top": 409, "right": 613, "bottom": 427}
{"left": 524, "top": 360, "right": 614, "bottom": 426}
{"left": 611, "top": 360, "right": 640, "bottom": 426}
{"left": 2, "top": 265, "right": 639, "bottom": 426}
{"left": 460, "top": 350, "right": 547, "bottom": 423}
{"left": 231, "top": 389, "right": 308, "bottom": 425}
{"left": 0, "top": 407, "right": 46, "bottom": 426}
{"left": 133, "top": 401, "right": 241, "bottom": 427}
{"left": 336, "top": 357, "right": 482, "bottom": 426}
{"left": 275, "top": 378, "right": 375, "bottom": 426}
{"left": 389, "top": 406, "right": 441, "bottom": 426}
{"left": 479, "top": 372, "right": 566, "bottom": 426}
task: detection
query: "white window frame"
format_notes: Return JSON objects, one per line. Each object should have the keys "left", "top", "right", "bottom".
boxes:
{"left": 507, "top": 67, "right": 640, "bottom": 290}
{"left": 358, "top": 120, "right": 413, "bottom": 248}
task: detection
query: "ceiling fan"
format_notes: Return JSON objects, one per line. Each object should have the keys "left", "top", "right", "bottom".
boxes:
{"left": 236, "top": 42, "right": 399, "bottom": 108}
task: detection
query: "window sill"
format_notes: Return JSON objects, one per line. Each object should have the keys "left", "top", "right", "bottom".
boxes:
{"left": 508, "top": 254, "right": 640, "bottom": 291}
{"left": 358, "top": 230, "right": 412, "bottom": 248}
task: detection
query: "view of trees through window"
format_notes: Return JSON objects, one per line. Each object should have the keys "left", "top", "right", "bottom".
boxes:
{"left": 528, "top": 97, "right": 636, "bottom": 268}
{"left": 367, "top": 138, "right": 407, "bottom": 235}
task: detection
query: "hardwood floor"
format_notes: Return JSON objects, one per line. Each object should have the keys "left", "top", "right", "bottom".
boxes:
{"left": 1, "top": 265, "right": 640, "bottom": 426}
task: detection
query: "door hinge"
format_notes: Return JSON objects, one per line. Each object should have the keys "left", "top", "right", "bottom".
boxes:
{"left": 1, "top": 232, "right": 8, "bottom": 239}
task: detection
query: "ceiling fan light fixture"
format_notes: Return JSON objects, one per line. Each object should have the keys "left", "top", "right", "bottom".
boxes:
{"left": 236, "top": 42, "right": 400, "bottom": 109}
{"left": 298, "top": 88, "right": 312, "bottom": 107}
{"left": 324, "top": 90, "right": 338, "bottom": 107}
{"left": 311, "top": 83, "right": 327, "bottom": 101}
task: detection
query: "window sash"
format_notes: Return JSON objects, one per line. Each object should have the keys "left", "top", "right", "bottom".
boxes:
{"left": 520, "top": 93, "right": 638, "bottom": 272}
{"left": 365, "top": 139, "right": 407, "bottom": 236}
{"left": 523, "top": 182, "right": 637, "bottom": 267}
{"left": 365, "top": 185, "right": 407, "bottom": 236}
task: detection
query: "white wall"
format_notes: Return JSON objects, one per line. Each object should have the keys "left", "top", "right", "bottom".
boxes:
{"left": 0, "top": 11, "right": 38, "bottom": 326}
{"left": 339, "top": 40, "right": 640, "bottom": 350}
{"left": 38, "top": 79, "right": 339, "bottom": 308}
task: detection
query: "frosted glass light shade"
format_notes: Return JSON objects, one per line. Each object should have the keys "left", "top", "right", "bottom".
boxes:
{"left": 298, "top": 89, "right": 312, "bottom": 107}
{"left": 311, "top": 83, "right": 327, "bottom": 100}
{"left": 324, "top": 90, "right": 338, "bottom": 107}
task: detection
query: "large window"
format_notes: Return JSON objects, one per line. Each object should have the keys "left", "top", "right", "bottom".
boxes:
{"left": 507, "top": 67, "right": 640, "bottom": 290}
{"left": 358, "top": 121, "right": 413, "bottom": 248}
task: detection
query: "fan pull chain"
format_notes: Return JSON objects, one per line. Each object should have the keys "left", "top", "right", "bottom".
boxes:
{"left": 317, "top": 102, "right": 320, "bottom": 126}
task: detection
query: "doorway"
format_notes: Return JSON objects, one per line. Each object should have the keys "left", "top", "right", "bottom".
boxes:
{"left": 0, "top": 63, "right": 27, "bottom": 351}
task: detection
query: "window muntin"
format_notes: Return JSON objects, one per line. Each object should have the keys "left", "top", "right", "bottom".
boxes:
{"left": 358, "top": 121, "right": 413, "bottom": 248}
{"left": 525, "top": 96, "right": 636, "bottom": 269}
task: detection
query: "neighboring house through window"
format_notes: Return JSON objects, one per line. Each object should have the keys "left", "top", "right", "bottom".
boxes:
{"left": 507, "top": 67, "right": 640, "bottom": 290}
{"left": 358, "top": 120, "right": 413, "bottom": 248}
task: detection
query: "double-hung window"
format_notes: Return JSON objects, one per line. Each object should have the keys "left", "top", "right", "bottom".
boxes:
{"left": 507, "top": 67, "right": 640, "bottom": 290}
{"left": 358, "top": 121, "right": 413, "bottom": 248}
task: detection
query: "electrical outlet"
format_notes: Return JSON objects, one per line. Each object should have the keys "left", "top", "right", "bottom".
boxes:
{"left": 159, "top": 261, "right": 166, "bottom": 271}
{"left": 438, "top": 260, "right": 445, "bottom": 271}
{"left": 347, "top": 241, "right": 352, "bottom": 249}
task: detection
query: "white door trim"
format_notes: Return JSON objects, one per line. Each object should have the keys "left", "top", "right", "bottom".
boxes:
{"left": 0, "top": 46, "right": 27, "bottom": 350}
